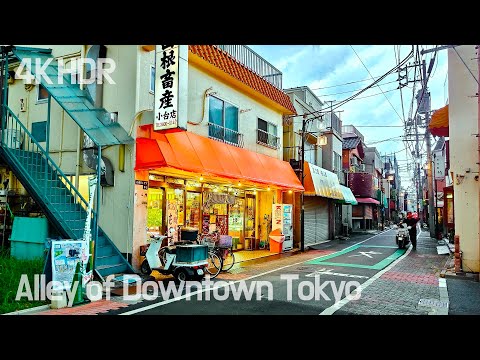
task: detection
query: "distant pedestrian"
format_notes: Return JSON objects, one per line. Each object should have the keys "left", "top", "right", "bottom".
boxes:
{"left": 403, "top": 211, "right": 420, "bottom": 250}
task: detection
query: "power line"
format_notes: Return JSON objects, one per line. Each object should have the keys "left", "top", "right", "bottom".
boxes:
{"left": 395, "top": 45, "right": 407, "bottom": 123}
{"left": 452, "top": 46, "right": 479, "bottom": 85}
{"left": 314, "top": 79, "right": 398, "bottom": 97}
{"left": 324, "top": 87, "right": 399, "bottom": 102}
{"left": 309, "top": 73, "right": 396, "bottom": 90}
{"left": 350, "top": 45, "right": 404, "bottom": 122}
{"left": 287, "top": 48, "right": 414, "bottom": 120}
{"left": 355, "top": 125, "right": 404, "bottom": 127}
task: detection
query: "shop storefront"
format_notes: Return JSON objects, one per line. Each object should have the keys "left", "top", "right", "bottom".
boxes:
{"left": 337, "top": 185, "right": 358, "bottom": 235}
{"left": 352, "top": 197, "right": 380, "bottom": 230}
{"left": 134, "top": 125, "right": 304, "bottom": 263}
{"left": 145, "top": 177, "right": 266, "bottom": 252}
{"left": 302, "top": 161, "right": 344, "bottom": 246}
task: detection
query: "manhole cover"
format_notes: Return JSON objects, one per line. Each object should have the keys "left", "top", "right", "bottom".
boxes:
{"left": 418, "top": 298, "right": 449, "bottom": 309}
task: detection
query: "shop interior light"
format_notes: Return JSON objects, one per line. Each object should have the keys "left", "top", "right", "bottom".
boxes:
{"left": 237, "top": 182, "right": 241, "bottom": 187}
{"left": 199, "top": 176, "right": 204, "bottom": 181}
{"left": 288, "top": 190, "right": 293, "bottom": 194}
{"left": 213, "top": 187, "right": 218, "bottom": 193}
{"left": 253, "top": 190, "right": 257, "bottom": 194}
{"left": 267, "top": 187, "right": 271, "bottom": 191}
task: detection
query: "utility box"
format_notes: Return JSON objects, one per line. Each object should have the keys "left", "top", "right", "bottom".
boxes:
{"left": 10, "top": 217, "right": 48, "bottom": 260}
{"left": 175, "top": 244, "right": 208, "bottom": 264}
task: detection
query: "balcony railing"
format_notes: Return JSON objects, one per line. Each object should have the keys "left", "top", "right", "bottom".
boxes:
{"left": 257, "top": 128, "right": 279, "bottom": 149}
{"left": 208, "top": 122, "right": 244, "bottom": 148}
{"left": 215, "top": 45, "right": 283, "bottom": 89}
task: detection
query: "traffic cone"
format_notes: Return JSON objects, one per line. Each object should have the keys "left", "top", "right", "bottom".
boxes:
{"left": 70, "top": 262, "right": 84, "bottom": 306}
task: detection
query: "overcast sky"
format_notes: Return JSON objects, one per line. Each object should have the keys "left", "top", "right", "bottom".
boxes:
{"left": 249, "top": 45, "right": 448, "bottom": 191}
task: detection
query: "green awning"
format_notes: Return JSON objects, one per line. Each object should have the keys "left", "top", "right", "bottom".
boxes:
{"left": 337, "top": 185, "right": 358, "bottom": 205}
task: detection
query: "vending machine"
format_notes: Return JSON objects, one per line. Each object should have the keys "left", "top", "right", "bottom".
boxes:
{"left": 272, "top": 204, "right": 294, "bottom": 251}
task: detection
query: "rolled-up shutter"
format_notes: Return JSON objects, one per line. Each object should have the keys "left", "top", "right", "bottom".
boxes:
{"left": 304, "top": 197, "right": 329, "bottom": 247}
{"left": 364, "top": 204, "right": 373, "bottom": 219}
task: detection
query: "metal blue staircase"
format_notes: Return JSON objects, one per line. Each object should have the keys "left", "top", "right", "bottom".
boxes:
{"left": 0, "top": 46, "right": 134, "bottom": 279}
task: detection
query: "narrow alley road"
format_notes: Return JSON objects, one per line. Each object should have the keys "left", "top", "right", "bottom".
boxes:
{"left": 104, "top": 229, "right": 446, "bottom": 315}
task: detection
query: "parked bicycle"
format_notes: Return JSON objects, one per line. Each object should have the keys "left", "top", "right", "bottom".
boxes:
{"left": 197, "top": 232, "right": 235, "bottom": 272}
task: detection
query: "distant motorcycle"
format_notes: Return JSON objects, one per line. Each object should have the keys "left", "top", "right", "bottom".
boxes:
{"left": 393, "top": 223, "right": 411, "bottom": 249}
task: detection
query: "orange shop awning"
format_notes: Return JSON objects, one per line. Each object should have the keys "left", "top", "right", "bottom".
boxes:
{"left": 429, "top": 104, "right": 449, "bottom": 137}
{"left": 135, "top": 125, "right": 304, "bottom": 191}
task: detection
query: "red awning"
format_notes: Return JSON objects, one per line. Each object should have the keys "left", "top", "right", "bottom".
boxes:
{"left": 356, "top": 197, "right": 380, "bottom": 205}
{"left": 429, "top": 104, "right": 449, "bottom": 137}
{"left": 135, "top": 125, "right": 304, "bottom": 191}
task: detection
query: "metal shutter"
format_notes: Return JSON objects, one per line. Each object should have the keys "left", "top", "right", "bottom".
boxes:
{"left": 304, "top": 197, "right": 329, "bottom": 247}
{"left": 364, "top": 204, "right": 373, "bottom": 219}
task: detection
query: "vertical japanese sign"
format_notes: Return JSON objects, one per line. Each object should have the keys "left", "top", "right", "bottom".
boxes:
{"left": 433, "top": 150, "right": 445, "bottom": 180}
{"left": 154, "top": 45, "right": 179, "bottom": 130}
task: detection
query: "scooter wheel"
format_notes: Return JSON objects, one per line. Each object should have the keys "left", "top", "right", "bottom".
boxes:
{"left": 140, "top": 260, "right": 151, "bottom": 275}
{"left": 174, "top": 268, "right": 189, "bottom": 282}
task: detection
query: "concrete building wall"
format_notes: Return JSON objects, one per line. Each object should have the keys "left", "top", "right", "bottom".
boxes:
{"left": 7, "top": 45, "right": 142, "bottom": 254}
{"left": 284, "top": 90, "right": 323, "bottom": 167}
{"left": 186, "top": 64, "right": 284, "bottom": 160}
{"left": 448, "top": 45, "right": 480, "bottom": 272}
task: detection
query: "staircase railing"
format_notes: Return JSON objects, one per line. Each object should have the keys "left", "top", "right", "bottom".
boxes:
{"left": 1, "top": 105, "right": 96, "bottom": 241}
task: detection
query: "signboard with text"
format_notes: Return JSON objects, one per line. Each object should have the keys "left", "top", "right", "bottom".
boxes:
{"left": 433, "top": 150, "right": 445, "bottom": 180}
{"left": 154, "top": 45, "right": 179, "bottom": 130}
{"left": 51, "top": 240, "right": 89, "bottom": 291}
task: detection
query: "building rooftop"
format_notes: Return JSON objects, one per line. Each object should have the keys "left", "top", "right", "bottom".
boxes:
{"left": 342, "top": 137, "right": 361, "bottom": 150}
{"left": 189, "top": 45, "right": 296, "bottom": 114}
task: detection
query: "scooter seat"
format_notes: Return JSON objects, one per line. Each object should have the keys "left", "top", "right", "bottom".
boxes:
{"left": 164, "top": 246, "right": 177, "bottom": 254}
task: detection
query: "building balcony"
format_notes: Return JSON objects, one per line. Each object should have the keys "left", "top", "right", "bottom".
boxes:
{"left": 257, "top": 128, "right": 280, "bottom": 149}
{"left": 208, "top": 122, "right": 244, "bottom": 148}
{"left": 215, "top": 45, "right": 283, "bottom": 89}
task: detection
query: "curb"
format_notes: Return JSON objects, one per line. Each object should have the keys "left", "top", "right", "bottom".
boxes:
{"left": 2, "top": 304, "right": 51, "bottom": 316}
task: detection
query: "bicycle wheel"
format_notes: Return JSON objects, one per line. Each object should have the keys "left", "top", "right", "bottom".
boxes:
{"left": 221, "top": 247, "right": 235, "bottom": 272}
{"left": 205, "top": 251, "right": 222, "bottom": 279}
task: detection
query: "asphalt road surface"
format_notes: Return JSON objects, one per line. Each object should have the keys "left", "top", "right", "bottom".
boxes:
{"left": 110, "top": 229, "right": 411, "bottom": 315}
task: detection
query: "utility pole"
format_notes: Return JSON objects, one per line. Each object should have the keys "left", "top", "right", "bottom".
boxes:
{"left": 422, "top": 59, "right": 436, "bottom": 238}
{"left": 414, "top": 116, "right": 422, "bottom": 219}
{"left": 300, "top": 114, "right": 306, "bottom": 252}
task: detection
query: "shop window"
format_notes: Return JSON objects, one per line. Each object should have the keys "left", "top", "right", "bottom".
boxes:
{"left": 208, "top": 96, "right": 240, "bottom": 145}
{"left": 166, "top": 188, "right": 184, "bottom": 227}
{"left": 257, "top": 118, "right": 279, "bottom": 149}
{"left": 186, "top": 191, "right": 201, "bottom": 229}
{"left": 147, "top": 188, "right": 164, "bottom": 231}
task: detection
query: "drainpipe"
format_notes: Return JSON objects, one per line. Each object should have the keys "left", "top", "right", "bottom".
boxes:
{"left": 477, "top": 44, "right": 480, "bottom": 269}
{"left": 75, "top": 45, "right": 87, "bottom": 189}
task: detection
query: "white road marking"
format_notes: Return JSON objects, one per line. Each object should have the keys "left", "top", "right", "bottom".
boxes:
{"left": 305, "top": 268, "right": 370, "bottom": 279}
{"left": 120, "top": 229, "right": 392, "bottom": 315}
{"left": 348, "top": 251, "right": 383, "bottom": 258}
{"left": 320, "top": 230, "right": 420, "bottom": 315}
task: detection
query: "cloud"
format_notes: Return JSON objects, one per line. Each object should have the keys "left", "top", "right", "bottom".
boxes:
{"left": 249, "top": 45, "right": 448, "bottom": 188}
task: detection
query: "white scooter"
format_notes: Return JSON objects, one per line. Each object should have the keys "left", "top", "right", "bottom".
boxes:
{"left": 393, "top": 223, "right": 411, "bottom": 249}
{"left": 140, "top": 234, "right": 209, "bottom": 281}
